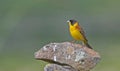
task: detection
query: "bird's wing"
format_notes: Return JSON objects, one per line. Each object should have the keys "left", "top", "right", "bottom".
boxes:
{"left": 76, "top": 24, "right": 88, "bottom": 42}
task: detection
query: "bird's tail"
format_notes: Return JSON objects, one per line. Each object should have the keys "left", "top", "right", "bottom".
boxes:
{"left": 84, "top": 41, "right": 93, "bottom": 49}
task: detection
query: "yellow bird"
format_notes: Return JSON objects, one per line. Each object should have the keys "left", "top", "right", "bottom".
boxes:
{"left": 67, "top": 19, "right": 92, "bottom": 49}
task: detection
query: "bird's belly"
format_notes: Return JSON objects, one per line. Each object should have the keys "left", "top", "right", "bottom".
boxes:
{"left": 70, "top": 30, "right": 84, "bottom": 41}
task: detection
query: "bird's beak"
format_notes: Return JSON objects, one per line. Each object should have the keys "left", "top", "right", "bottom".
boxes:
{"left": 67, "top": 20, "right": 70, "bottom": 23}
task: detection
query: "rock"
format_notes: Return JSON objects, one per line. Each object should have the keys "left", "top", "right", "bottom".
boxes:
{"left": 35, "top": 42, "right": 101, "bottom": 71}
{"left": 44, "top": 64, "right": 77, "bottom": 71}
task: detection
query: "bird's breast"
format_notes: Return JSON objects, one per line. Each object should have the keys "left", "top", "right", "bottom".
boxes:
{"left": 69, "top": 26, "right": 84, "bottom": 41}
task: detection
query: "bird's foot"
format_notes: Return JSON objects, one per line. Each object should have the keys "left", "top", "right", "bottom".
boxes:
{"left": 70, "top": 40, "right": 76, "bottom": 43}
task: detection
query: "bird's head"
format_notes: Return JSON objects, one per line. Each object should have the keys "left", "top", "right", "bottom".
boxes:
{"left": 67, "top": 19, "right": 78, "bottom": 26}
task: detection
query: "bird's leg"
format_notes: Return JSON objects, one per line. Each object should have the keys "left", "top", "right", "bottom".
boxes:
{"left": 70, "top": 40, "right": 76, "bottom": 46}
{"left": 81, "top": 41, "right": 87, "bottom": 48}
{"left": 71, "top": 40, "right": 76, "bottom": 43}
{"left": 82, "top": 41, "right": 86, "bottom": 47}
{"left": 82, "top": 42, "right": 85, "bottom": 45}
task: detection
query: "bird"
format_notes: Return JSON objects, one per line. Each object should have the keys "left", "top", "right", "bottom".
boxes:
{"left": 67, "top": 19, "right": 92, "bottom": 49}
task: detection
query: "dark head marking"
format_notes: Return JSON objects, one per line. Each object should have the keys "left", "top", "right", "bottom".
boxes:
{"left": 69, "top": 19, "right": 77, "bottom": 25}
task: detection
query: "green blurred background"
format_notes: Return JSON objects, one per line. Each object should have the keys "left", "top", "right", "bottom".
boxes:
{"left": 0, "top": 0, "right": 120, "bottom": 71}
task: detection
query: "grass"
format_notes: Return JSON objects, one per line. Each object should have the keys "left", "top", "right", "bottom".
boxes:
{"left": 0, "top": 56, "right": 47, "bottom": 71}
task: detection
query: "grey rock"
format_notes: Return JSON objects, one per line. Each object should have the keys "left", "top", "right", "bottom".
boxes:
{"left": 35, "top": 42, "right": 101, "bottom": 71}
{"left": 44, "top": 64, "right": 78, "bottom": 71}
